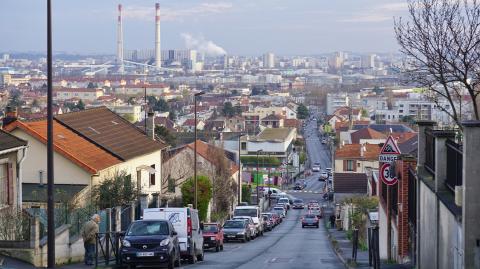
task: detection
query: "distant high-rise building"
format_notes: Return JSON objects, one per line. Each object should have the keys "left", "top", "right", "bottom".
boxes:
{"left": 223, "top": 54, "right": 229, "bottom": 69}
{"left": 155, "top": 3, "right": 161, "bottom": 69}
{"left": 361, "top": 54, "right": 375, "bottom": 69}
{"left": 328, "top": 52, "right": 344, "bottom": 71}
{"left": 2, "top": 54, "right": 9, "bottom": 62}
{"left": 263, "top": 52, "right": 275, "bottom": 68}
{"left": 161, "top": 49, "right": 197, "bottom": 70}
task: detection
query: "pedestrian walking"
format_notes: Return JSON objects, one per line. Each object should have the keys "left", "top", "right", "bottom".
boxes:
{"left": 81, "top": 214, "right": 100, "bottom": 266}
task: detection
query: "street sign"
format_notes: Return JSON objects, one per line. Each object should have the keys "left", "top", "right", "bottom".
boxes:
{"left": 380, "top": 163, "right": 398, "bottom": 185}
{"left": 380, "top": 136, "right": 401, "bottom": 155}
{"left": 378, "top": 135, "right": 401, "bottom": 163}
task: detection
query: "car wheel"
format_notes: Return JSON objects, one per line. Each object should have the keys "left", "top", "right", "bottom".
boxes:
{"left": 174, "top": 251, "right": 181, "bottom": 267}
{"left": 302, "top": 225, "right": 305, "bottom": 228}
{"left": 197, "top": 250, "right": 204, "bottom": 261}
{"left": 188, "top": 250, "right": 196, "bottom": 264}
{"left": 215, "top": 242, "right": 220, "bottom": 252}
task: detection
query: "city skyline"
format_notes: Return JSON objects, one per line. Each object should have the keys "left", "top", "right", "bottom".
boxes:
{"left": 0, "top": 0, "right": 408, "bottom": 55}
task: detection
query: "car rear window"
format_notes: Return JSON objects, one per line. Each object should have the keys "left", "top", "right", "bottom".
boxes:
{"left": 203, "top": 224, "right": 218, "bottom": 232}
{"left": 294, "top": 199, "right": 303, "bottom": 203}
{"left": 224, "top": 221, "right": 245, "bottom": 228}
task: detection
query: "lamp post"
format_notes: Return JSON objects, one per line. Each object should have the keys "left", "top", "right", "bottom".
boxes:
{"left": 256, "top": 149, "right": 263, "bottom": 205}
{"left": 237, "top": 133, "right": 245, "bottom": 205}
{"left": 193, "top": 91, "right": 205, "bottom": 209}
{"left": 267, "top": 152, "right": 271, "bottom": 207}
{"left": 47, "top": 0, "right": 55, "bottom": 267}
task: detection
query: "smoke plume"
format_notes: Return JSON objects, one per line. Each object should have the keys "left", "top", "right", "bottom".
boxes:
{"left": 181, "top": 33, "right": 227, "bottom": 56}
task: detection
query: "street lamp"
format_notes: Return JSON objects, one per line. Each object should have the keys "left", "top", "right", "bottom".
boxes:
{"left": 193, "top": 91, "right": 205, "bottom": 209}
{"left": 256, "top": 149, "right": 263, "bottom": 205}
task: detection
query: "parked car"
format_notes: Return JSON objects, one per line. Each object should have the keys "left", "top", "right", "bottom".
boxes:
{"left": 277, "top": 198, "right": 291, "bottom": 210}
{"left": 263, "top": 188, "right": 286, "bottom": 199}
{"left": 261, "top": 215, "right": 273, "bottom": 231}
{"left": 321, "top": 138, "right": 327, "bottom": 144}
{"left": 325, "top": 168, "right": 332, "bottom": 176}
{"left": 234, "top": 206, "right": 264, "bottom": 236}
{"left": 302, "top": 214, "right": 320, "bottom": 228}
{"left": 201, "top": 223, "right": 224, "bottom": 252}
{"left": 121, "top": 220, "right": 181, "bottom": 269}
{"left": 271, "top": 212, "right": 282, "bottom": 225}
{"left": 223, "top": 220, "right": 252, "bottom": 243}
{"left": 319, "top": 171, "right": 328, "bottom": 181}
{"left": 273, "top": 206, "right": 286, "bottom": 218}
{"left": 292, "top": 199, "right": 305, "bottom": 209}
{"left": 143, "top": 207, "right": 204, "bottom": 264}
{"left": 232, "top": 216, "right": 257, "bottom": 238}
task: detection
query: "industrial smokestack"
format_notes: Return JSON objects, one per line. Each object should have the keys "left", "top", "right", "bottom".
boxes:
{"left": 117, "top": 4, "right": 124, "bottom": 73}
{"left": 155, "top": 3, "right": 161, "bottom": 69}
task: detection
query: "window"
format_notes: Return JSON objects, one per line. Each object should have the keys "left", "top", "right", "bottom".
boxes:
{"left": 345, "top": 160, "right": 355, "bottom": 171}
{"left": 167, "top": 175, "right": 175, "bottom": 193}
{"left": 150, "top": 164, "right": 156, "bottom": 185}
{"left": 241, "top": 142, "right": 247, "bottom": 150}
{"left": 0, "top": 163, "right": 12, "bottom": 205}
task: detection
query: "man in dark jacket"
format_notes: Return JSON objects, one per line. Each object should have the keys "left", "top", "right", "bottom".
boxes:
{"left": 82, "top": 214, "right": 100, "bottom": 265}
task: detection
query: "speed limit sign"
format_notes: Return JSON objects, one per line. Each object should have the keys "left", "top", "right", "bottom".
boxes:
{"left": 380, "top": 163, "right": 398, "bottom": 185}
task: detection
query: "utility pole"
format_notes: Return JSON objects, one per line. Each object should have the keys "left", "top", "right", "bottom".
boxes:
{"left": 237, "top": 133, "right": 244, "bottom": 205}
{"left": 193, "top": 91, "right": 205, "bottom": 209}
{"left": 47, "top": 0, "right": 55, "bottom": 267}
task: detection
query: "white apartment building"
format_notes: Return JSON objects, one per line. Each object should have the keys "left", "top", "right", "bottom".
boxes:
{"left": 115, "top": 84, "right": 170, "bottom": 96}
{"left": 326, "top": 93, "right": 350, "bottom": 115}
{"left": 263, "top": 52, "right": 275, "bottom": 69}
{"left": 54, "top": 88, "right": 104, "bottom": 101}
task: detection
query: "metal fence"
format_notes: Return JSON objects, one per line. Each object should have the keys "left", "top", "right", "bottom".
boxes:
{"left": 445, "top": 139, "right": 463, "bottom": 192}
{"left": 424, "top": 128, "right": 435, "bottom": 175}
{"left": 0, "top": 208, "right": 32, "bottom": 242}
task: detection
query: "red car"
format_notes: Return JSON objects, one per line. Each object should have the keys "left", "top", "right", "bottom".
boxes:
{"left": 202, "top": 223, "right": 224, "bottom": 252}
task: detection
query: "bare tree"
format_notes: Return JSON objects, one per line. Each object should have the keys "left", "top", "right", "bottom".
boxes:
{"left": 395, "top": 0, "right": 480, "bottom": 129}
{"left": 207, "top": 142, "right": 237, "bottom": 221}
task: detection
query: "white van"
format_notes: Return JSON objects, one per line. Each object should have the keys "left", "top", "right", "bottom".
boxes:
{"left": 263, "top": 187, "right": 286, "bottom": 199}
{"left": 234, "top": 206, "right": 264, "bottom": 236}
{"left": 143, "top": 207, "right": 204, "bottom": 264}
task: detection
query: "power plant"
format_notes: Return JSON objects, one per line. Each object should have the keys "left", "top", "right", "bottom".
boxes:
{"left": 116, "top": 3, "right": 161, "bottom": 71}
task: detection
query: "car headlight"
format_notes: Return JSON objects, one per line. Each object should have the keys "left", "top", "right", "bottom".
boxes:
{"left": 122, "top": 240, "right": 131, "bottom": 247}
{"left": 160, "top": 239, "right": 170, "bottom": 247}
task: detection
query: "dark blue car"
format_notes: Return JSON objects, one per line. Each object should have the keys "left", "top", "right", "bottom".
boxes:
{"left": 121, "top": 220, "right": 181, "bottom": 269}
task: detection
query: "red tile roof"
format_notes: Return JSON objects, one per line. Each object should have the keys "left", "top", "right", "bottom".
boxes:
{"left": 335, "top": 143, "right": 381, "bottom": 160}
{"left": 351, "top": 128, "right": 387, "bottom": 144}
{"left": 4, "top": 120, "right": 121, "bottom": 173}
{"left": 186, "top": 140, "right": 239, "bottom": 175}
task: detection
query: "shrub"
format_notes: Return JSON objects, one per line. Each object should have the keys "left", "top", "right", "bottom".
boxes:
{"left": 181, "top": 175, "right": 212, "bottom": 221}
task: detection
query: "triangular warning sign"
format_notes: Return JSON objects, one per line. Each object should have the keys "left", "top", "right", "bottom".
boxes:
{"left": 380, "top": 135, "right": 401, "bottom": 155}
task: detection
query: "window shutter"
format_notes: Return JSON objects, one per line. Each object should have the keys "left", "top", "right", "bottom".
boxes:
{"left": 353, "top": 161, "right": 357, "bottom": 172}
{"left": 343, "top": 160, "right": 347, "bottom": 171}
{"left": 7, "top": 163, "right": 13, "bottom": 205}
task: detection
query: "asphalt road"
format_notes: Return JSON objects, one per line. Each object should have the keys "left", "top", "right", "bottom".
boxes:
{"left": 187, "top": 115, "right": 342, "bottom": 269}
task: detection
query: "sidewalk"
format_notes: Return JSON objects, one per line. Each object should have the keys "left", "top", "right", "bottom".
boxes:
{"left": 0, "top": 256, "right": 115, "bottom": 269}
{"left": 323, "top": 209, "right": 413, "bottom": 269}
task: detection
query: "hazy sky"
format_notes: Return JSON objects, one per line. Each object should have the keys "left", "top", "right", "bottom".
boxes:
{"left": 0, "top": 0, "right": 409, "bottom": 55}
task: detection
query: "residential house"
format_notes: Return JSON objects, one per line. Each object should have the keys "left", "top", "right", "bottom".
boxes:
{"left": 241, "top": 128, "right": 297, "bottom": 163}
{"left": 182, "top": 118, "right": 205, "bottom": 132}
{"left": 54, "top": 87, "right": 104, "bottom": 102}
{"left": 260, "top": 114, "right": 283, "bottom": 128}
{"left": 334, "top": 144, "right": 381, "bottom": 173}
{"left": 0, "top": 130, "right": 28, "bottom": 208}
{"left": 3, "top": 107, "right": 168, "bottom": 208}
{"left": 332, "top": 172, "right": 368, "bottom": 204}
{"left": 162, "top": 140, "right": 240, "bottom": 218}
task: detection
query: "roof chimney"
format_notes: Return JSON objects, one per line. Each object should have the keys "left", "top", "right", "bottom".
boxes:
{"left": 146, "top": 111, "right": 155, "bottom": 140}
{"left": 361, "top": 143, "right": 366, "bottom": 157}
{"left": 2, "top": 106, "right": 17, "bottom": 127}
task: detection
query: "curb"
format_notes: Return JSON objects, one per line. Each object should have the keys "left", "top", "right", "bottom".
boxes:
{"left": 324, "top": 220, "right": 355, "bottom": 269}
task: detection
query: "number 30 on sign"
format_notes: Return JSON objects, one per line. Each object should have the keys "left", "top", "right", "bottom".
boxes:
{"left": 380, "top": 163, "right": 398, "bottom": 185}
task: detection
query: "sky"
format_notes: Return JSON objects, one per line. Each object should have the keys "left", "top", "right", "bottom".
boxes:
{"left": 0, "top": 0, "right": 409, "bottom": 56}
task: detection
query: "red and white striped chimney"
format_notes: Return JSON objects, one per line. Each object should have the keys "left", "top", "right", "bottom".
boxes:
{"left": 117, "top": 4, "right": 124, "bottom": 73}
{"left": 155, "top": 3, "right": 161, "bottom": 69}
